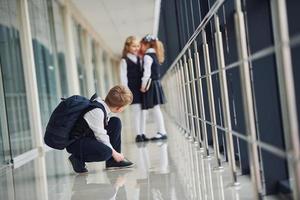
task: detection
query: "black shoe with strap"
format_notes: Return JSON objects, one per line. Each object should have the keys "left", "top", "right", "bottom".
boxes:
{"left": 135, "top": 134, "right": 150, "bottom": 143}
{"left": 141, "top": 134, "right": 150, "bottom": 141}
{"left": 68, "top": 155, "right": 88, "bottom": 173}
{"left": 151, "top": 132, "right": 168, "bottom": 141}
{"left": 135, "top": 135, "right": 143, "bottom": 143}
{"left": 105, "top": 158, "right": 135, "bottom": 170}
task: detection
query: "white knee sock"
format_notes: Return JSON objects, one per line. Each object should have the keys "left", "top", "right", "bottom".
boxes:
{"left": 153, "top": 105, "right": 167, "bottom": 135}
{"left": 140, "top": 109, "right": 147, "bottom": 134}
{"left": 131, "top": 104, "right": 141, "bottom": 136}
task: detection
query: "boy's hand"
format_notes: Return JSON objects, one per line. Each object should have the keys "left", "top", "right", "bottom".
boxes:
{"left": 112, "top": 150, "right": 124, "bottom": 162}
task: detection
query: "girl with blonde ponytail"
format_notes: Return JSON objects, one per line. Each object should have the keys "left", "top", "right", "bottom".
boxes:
{"left": 140, "top": 34, "right": 167, "bottom": 141}
{"left": 120, "top": 36, "right": 149, "bottom": 143}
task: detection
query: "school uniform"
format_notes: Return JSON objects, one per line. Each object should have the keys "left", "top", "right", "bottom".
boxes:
{"left": 141, "top": 48, "right": 166, "bottom": 110}
{"left": 66, "top": 97, "right": 134, "bottom": 172}
{"left": 120, "top": 53, "right": 143, "bottom": 104}
{"left": 66, "top": 98, "right": 120, "bottom": 163}
{"left": 120, "top": 54, "right": 147, "bottom": 140}
{"left": 141, "top": 48, "right": 167, "bottom": 139}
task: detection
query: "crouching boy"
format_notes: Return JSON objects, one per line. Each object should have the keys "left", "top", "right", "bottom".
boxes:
{"left": 67, "top": 85, "right": 134, "bottom": 173}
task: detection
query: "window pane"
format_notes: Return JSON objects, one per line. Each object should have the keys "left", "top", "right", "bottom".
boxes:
{"left": 73, "top": 21, "right": 88, "bottom": 96}
{"left": 0, "top": 118, "right": 5, "bottom": 165}
{"left": 102, "top": 51, "right": 110, "bottom": 92}
{"left": 28, "top": 0, "right": 59, "bottom": 130}
{"left": 91, "top": 40, "right": 100, "bottom": 95}
{"left": 50, "top": 0, "right": 68, "bottom": 97}
{"left": 0, "top": 0, "right": 33, "bottom": 157}
{"left": 0, "top": 63, "right": 8, "bottom": 166}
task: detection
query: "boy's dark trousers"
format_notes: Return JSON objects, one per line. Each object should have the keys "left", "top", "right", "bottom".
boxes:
{"left": 66, "top": 117, "right": 121, "bottom": 163}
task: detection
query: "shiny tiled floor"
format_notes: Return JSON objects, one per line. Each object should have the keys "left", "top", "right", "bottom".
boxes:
{"left": 0, "top": 114, "right": 284, "bottom": 200}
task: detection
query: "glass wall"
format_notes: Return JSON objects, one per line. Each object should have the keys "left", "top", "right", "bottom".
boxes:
{"left": 110, "top": 59, "right": 119, "bottom": 85}
{"left": 48, "top": 0, "right": 68, "bottom": 98}
{"left": 91, "top": 40, "right": 101, "bottom": 95}
{"left": 73, "top": 20, "right": 88, "bottom": 96}
{"left": 102, "top": 51, "right": 110, "bottom": 93}
{"left": 0, "top": 0, "right": 115, "bottom": 167}
{"left": 28, "top": 0, "right": 60, "bottom": 130}
{"left": 0, "top": 0, "right": 33, "bottom": 157}
{"left": 0, "top": 64, "right": 7, "bottom": 166}
{"left": 0, "top": 60, "right": 12, "bottom": 168}
{"left": 0, "top": 121, "right": 4, "bottom": 166}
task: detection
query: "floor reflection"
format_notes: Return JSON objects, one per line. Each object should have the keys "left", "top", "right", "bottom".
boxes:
{"left": 132, "top": 141, "right": 184, "bottom": 200}
{"left": 71, "top": 172, "right": 128, "bottom": 200}
{"left": 0, "top": 167, "right": 14, "bottom": 200}
{"left": 0, "top": 118, "right": 282, "bottom": 200}
{"left": 69, "top": 140, "right": 186, "bottom": 200}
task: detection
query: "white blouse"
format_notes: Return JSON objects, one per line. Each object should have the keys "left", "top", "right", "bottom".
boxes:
{"left": 83, "top": 98, "right": 113, "bottom": 150}
{"left": 141, "top": 48, "right": 156, "bottom": 88}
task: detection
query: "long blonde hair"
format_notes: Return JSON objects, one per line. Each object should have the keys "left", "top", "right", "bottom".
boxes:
{"left": 122, "top": 36, "right": 138, "bottom": 58}
{"left": 141, "top": 36, "right": 165, "bottom": 64}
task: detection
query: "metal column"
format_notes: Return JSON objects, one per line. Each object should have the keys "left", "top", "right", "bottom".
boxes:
{"left": 176, "top": 64, "right": 187, "bottom": 132}
{"left": 183, "top": 55, "right": 195, "bottom": 139}
{"left": 180, "top": 59, "right": 190, "bottom": 135}
{"left": 188, "top": 48, "right": 204, "bottom": 147}
{"left": 234, "top": 0, "right": 263, "bottom": 198}
{"left": 192, "top": 41, "right": 209, "bottom": 154}
{"left": 201, "top": 31, "right": 222, "bottom": 167}
{"left": 214, "top": 14, "right": 238, "bottom": 184}
{"left": 270, "top": 0, "right": 300, "bottom": 199}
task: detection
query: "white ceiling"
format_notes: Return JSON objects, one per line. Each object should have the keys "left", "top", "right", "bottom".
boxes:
{"left": 72, "top": 0, "right": 156, "bottom": 56}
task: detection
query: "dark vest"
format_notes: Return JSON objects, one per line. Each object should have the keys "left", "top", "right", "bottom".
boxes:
{"left": 70, "top": 101, "right": 108, "bottom": 139}
{"left": 125, "top": 57, "right": 142, "bottom": 78}
{"left": 145, "top": 53, "right": 160, "bottom": 80}
{"left": 125, "top": 57, "right": 142, "bottom": 87}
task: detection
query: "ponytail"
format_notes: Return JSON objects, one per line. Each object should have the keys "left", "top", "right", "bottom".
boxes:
{"left": 141, "top": 34, "right": 165, "bottom": 64}
{"left": 155, "top": 40, "right": 165, "bottom": 64}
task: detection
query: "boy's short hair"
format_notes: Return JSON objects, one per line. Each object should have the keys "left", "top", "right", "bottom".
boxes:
{"left": 105, "top": 85, "right": 133, "bottom": 107}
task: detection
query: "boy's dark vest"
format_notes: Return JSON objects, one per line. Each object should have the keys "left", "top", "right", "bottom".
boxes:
{"left": 125, "top": 57, "right": 143, "bottom": 84}
{"left": 145, "top": 53, "right": 160, "bottom": 80}
{"left": 71, "top": 102, "right": 108, "bottom": 139}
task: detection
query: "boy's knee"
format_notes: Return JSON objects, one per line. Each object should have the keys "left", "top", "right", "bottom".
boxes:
{"left": 97, "top": 145, "right": 113, "bottom": 161}
{"left": 109, "top": 117, "right": 122, "bottom": 128}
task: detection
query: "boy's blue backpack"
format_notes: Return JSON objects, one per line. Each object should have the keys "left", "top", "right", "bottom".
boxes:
{"left": 44, "top": 94, "right": 104, "bottom": 150}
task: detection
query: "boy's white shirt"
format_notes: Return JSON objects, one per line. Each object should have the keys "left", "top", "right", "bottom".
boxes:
{"left": 119, "top": 53, "right": 139, "bottom": 87}
{"left": 141, "top": 48, "right": 155, "bottom": 88}
{"left": 83, "top": 97, "right": 113, "bottom": 150}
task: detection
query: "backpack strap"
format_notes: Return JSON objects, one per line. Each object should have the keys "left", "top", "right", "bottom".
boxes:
{"left": 90, "top": 93, "right": 98, "bottom": 101}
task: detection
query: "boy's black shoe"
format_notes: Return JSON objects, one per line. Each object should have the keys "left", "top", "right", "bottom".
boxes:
{"left": 141, "top": 134, "right": 150, "bottom": 141}
{"left": 68, "top": 155, "right": 88, "bottom": 173}
{"left": 105, "top": 159, "right": 135, "bottom": 170}
{"left": 151, "top": 132, "right": 168, "bottom": 141}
